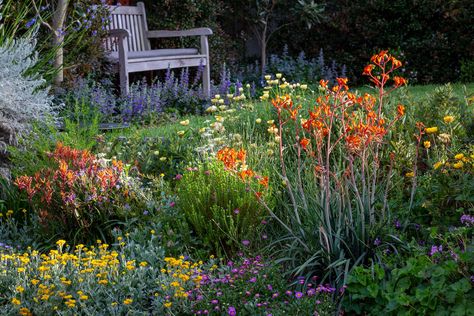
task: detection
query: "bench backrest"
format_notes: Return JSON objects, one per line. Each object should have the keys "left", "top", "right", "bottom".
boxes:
{"left": 105, "top": 2, "right": 150, "bottom": 52}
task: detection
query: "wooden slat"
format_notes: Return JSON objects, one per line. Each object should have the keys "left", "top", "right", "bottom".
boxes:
{"left": 137, "top": 2, "right": 151, "bottom": 50}
{"left": 107, "top": 5, "right": 142, "bottom": 15}
{"left": 127, "top": 56, "right": 206, "bottom": 73}
{"left": 147, "top": 28, "right": 213, "bottom": 38}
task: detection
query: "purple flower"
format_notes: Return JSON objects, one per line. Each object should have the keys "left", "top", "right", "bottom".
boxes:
{"left": 429, "top": 245, "right": 443, "bottom": 256}
{"left": 234, "top": 209, "right": 240, "bottom": 215}
{"left": 394, "top": 219, "right": 401, "bottom": 229}
{"left": 242, "top": 240, "right": 250, "bottom": 246}
{"left": 267, "top": 284, "right": 273, "bottom": 291}
{"left": 174, "top": 174, "right": 183, "bottom": 180}
{"left": 262, "top": 234, "right": 268, "bottom": 240}
{"left": 228, "top": 306, "right": 236, "bottom": 316}
{"left": 211, "top": 299, "right": 218, "bottom": 305}
{"left": 26, "top": 18, "right": 37, "bottom": 28}
{"left": 249, "top": 277, "right": 257, "bottom": 283}
{"left": 374, "top": 238, "right": 381, "bottom": 246}
{"left": 285, "top": 290, "right": 292, "bottom": 296}
{"left": 295, "top": 292, "right": 303, "bottom": 299}
{"left": 460, "top": 214, "right": 474, "bottom": 226}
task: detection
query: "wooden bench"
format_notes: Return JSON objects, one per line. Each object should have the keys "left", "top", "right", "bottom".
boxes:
{"left": 104, "top": 2, "right": 212, "bottom": 96}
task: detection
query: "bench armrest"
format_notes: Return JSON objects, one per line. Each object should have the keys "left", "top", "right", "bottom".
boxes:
{"left": 147, "top": 28, "right": 212, "bottom": 38}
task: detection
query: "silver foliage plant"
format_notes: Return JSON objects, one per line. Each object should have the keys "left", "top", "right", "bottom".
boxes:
{"left": 0, "top": 3, "right": 56, "bottom": 141}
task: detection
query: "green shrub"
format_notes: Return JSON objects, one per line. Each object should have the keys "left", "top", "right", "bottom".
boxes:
{"left": 175, "top": 160, "right": 271, "bottom": 257}
{"left": 344, "top": 252, "right": 473, "bottom": 315}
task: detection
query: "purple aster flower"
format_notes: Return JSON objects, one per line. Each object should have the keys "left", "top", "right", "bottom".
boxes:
{"left": 285, "top": 290, "right": 292, "bottom": 296}
{"left": 228, "top": 306, "right": 236, "bottom": 316}
{"left": 234, "top": 209, "right": 240, "bottom": 215}
{"left": 174, "top": 174, "right": 183, "bottom": 180}
{"left": 211, "top": 299, "right": 218, "bottom": 305}
{"left": 249, "top": 277, "right": 257, "bottom": 283}
{"left": 295, "top": 291, "right": 303, "bottom": 299}
{"left": 242, "top": 240, "right": 250, "bottom": 246}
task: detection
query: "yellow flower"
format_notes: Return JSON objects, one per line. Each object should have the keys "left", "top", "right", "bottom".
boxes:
{"left": 425, "top": 127, "right": 438, "bottom": 134}
{"left": 17, "top": 267, "right": 25, "bottom": 273}
{"left": 453, "top": 161, "right": 464, "bottom": 169}
{"left": 16, "top": 285, "right": 25, "bottom": 293}
{"left": 123, "top": 298, "right": 133, "bottom": 305}
{"left": 6, "top": 209, "right": 13, "bottom": 216}
{"left": 150, "top": 229, "right": 155, "bottom": 235}
{"left": 423, "top": 141, "right": 431, "bottom": 149}
{"left": 80, "top": 295, "right": 88, "bottom": 300}
{"left": 19, "top": 307, "right": 32, "bottom": 316}
{"left": 11, "top": 298, "right": 21, "bottom": 305}
{"left": 256, "top": 118, "right": 262, "bottom": 124}
{"left": 433, "top": 161, "right": 444, "bottom": 170}
{"left": 405, "top": 171, "right": 415, "bottom": 178}
{"left": 264, "top": 75, "right": 271, "bottom": 80}
{"left": 454, "top": 153, "right": 464, "bottom": 160}
{"left": 443, "top": 115, "right": 454, "bottom": 123}
{"left": 300, "top": 84, "right": 308, "bottom": 90}
{"left": 164, "top": 302, "right": 172, "bottom": 308}
{"left": 139, "top": 261, "right": 148, "bottom": 267}
{"left": 56, "top": 240, "right": 66, "bottom": 248}
{"left": 177, "top": 130, "right": 185, "bottom": 137}
{"left": 180, "top": 119, "right": 190, "bottom": 126}
{"left": 214, "top": 94, "right": 221, "bottom": 99}
{"left": 276, "top": 73, "right": 282, "bottom": 79}
{"left": 31, "top": 279, "right": 40, "bottom": 286}
{"left": 98, "top": 279, "right": 108, "bottom": 285}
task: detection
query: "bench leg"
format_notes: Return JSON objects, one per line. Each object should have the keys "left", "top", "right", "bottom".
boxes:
{"left": 203, "top": 61, "right": 211, "bottom": 98}
{"left": 119, "top": 64, "right": 129, "bottom": 96}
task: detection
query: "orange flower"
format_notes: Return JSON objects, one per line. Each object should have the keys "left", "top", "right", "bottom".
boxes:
{"left": 393, "top": 76, "right": 407, "bottom": 87}
{"left": 300, "top": 138, "right": 310, "bottom": 150}
{"left": 259, "top": 176, "right": 269, "bottom": 187}
{"left": 319, "top": 79, "right": 328, "bottom": 88}
{"left": 238, "top": 169, "right": 255, "bottom": 180}
{"left": 396, "top": 104, "right": 405, "bottom": 116}
{"left": 362, "top": 64, "right": 375, "bottom": 75}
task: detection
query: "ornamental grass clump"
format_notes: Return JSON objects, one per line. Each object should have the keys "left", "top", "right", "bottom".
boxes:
{"left": 14, "top": 143, "right": 147, "bottom": 242}
{"left": 219, "top": 51, "right": 410, "bottom": 286}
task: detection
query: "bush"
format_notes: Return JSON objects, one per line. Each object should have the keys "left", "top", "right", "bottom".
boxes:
{"left": 175, "top": 159, "right": 271, "bottom": 257}
{"left": 14, "top": 143, "right": 149, "bottom": 242}
{"left": 344, "top": 249, "right": 473, "bottom": 315}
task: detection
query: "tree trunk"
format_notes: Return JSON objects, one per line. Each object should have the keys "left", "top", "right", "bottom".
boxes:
{"left": 261, "top": 31, "right": 266, "bottom": 76}
{"left": 52, "top": 0, "right": 69, "bottom": 87}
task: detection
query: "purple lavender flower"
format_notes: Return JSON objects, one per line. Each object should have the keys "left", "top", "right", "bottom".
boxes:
{"left": 26, "top": 18, "right": 37, "bottom": 28}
